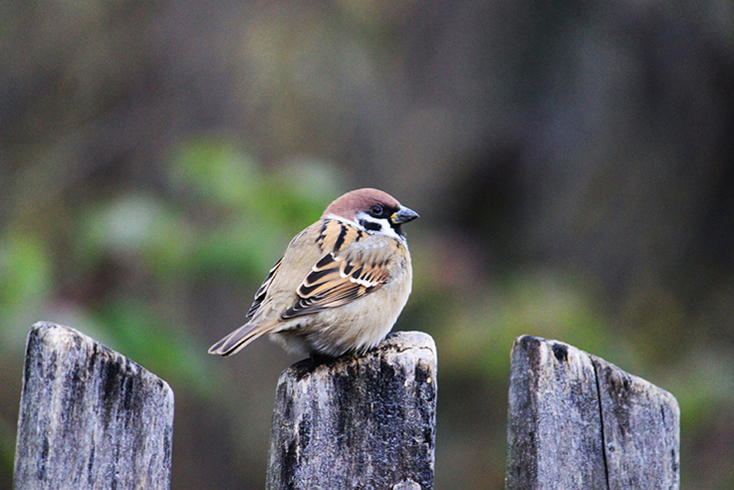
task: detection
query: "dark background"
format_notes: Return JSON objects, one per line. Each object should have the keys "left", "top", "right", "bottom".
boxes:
{"left": 2, "top": 1, "right": 733, "bottom": 488}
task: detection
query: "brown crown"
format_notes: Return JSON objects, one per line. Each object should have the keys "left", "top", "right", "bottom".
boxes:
{"left": 322, "top": 188, "right": 401, "bottom": 221}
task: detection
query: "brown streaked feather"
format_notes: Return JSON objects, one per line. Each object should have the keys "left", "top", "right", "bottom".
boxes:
{"left": 246, "top": 257, "right": 283, "bottom": 318}
{"left": 282, "top": 243, "right": 391, "bottom": 319}
{"left": 207, "top": 322, "right": 265, "bottom": 356}
{"left": 315, "top": 219, "right": 366, "bottom": 253}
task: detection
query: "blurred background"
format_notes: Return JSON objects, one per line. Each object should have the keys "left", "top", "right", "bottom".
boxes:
{"left": 1, "top": 0, "right": 733, "bottom": 488}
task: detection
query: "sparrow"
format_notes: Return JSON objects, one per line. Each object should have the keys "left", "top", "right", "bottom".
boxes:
{"left": 208, "top": 188, "right": 419, "bottom": 358}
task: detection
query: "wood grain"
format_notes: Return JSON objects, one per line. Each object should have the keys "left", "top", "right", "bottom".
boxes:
{"left": 267, "top": 331, "right": 437, "bottom": 490}
{"left": 13, "top": 322, "right": 174, "bottom": 490}
{"left": 506, "top": 335, "right": 679, "bottom": 490}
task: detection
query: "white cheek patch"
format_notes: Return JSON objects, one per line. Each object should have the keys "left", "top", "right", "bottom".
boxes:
{"left": 355, "top": 212, "right": 402, "bottom": 241}
{"left": 377, "top": 221, "right": 403, "bottom": 241}
{"left": 382, "top": 225, "right": 402, "bottom": 241}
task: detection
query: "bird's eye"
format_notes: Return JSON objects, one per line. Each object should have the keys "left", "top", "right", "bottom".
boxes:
{"left": 370, "top": 204, "right": 384, "bottom": 216}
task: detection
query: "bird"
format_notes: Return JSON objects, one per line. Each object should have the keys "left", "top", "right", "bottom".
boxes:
{"left": 208, "top": 188, "right": 419, "bottom": 358}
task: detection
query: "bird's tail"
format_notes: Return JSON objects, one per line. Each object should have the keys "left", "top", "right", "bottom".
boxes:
{"left": 208, "top": 322, "right": 270, "bottom": 356}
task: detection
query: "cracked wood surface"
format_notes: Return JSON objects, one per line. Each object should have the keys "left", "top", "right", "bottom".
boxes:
{"left": 13, "top": 322, "right": 174, "bottom": 490}
{"left": 506, "top": 335, "right": 679, "bottom": 490}
{"left": 267, "top": 331, "right": 437, "bottom": 490}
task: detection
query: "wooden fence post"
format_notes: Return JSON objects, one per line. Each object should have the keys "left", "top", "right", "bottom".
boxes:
{"left": 13, "top": 322, "right": 174, "bottom": 490}
{"left": 506, "top": 335, "right": 680, "bottom": 490}
{"left": 267, "top": 331, "right": 437, "bottom": 490}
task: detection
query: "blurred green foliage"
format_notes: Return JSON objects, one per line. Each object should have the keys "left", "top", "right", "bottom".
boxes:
{"left": 2, "top": 1, "right": 734, "bottom": 489}
{"left": 0, "top": 233, "right": 52, "bottom": 337}
{"left": 3, "top": 135, "right": 733, "bottom": 489}
{"left": 0, "top": 135, "right": 351, "bottom": 488}
{"left": 1, "top": 134, "right": 731, "bottom": 488}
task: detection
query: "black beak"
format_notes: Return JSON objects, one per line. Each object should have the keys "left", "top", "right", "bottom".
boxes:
{"left": 391, "top": 206, "right": 420, "bottom": 225}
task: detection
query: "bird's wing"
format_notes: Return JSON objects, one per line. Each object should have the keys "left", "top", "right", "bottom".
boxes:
{"left": 245, "top": 257, "right": 283, "bottom": 318}
{"left": 282, "top": 242, "right": 392, "bottom": 319}
{"left": 208, "top": 257, "right": 283, "bottom": 356}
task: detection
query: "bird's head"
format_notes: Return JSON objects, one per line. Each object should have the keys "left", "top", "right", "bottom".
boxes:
{"left": 323, "top": 188, "right": 419, "bottom": 241}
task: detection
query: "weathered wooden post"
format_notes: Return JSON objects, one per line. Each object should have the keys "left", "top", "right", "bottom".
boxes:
{"left": 267, "top": 331, "right": 437, "bottom": 490}
{"left": 13, "top": 322, "right": 174, "bottom": 490}
{"left": 506, "top": 335, "right": 680, "bottom": 490}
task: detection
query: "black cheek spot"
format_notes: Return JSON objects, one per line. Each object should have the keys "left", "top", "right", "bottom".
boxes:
{"left": 359, "top": 219, "right": 381, "bottom": 232}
